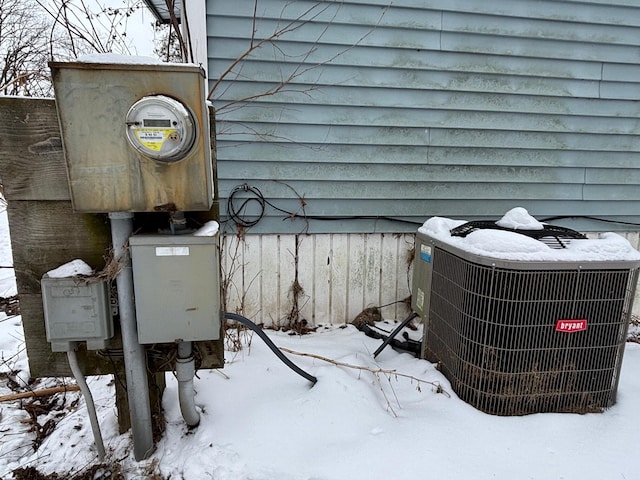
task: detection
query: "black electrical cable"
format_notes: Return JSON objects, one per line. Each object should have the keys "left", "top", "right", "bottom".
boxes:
{"left": 225, "top": 183, "right": 422, "bottom": 228}
{"left": 372, "top": 312, "right": 419, "bottom": 358}
{"left": 357, "top": 321, "right": 422, "bottom": 357}
{"left": 226, "top": 184, "right": 266, "bottom": 228}
{"left": 307, "top": 215, "right": 421, "bottom": 225}
{"left": 224, "top": 312, "right": 317, "bottom": 385}
{"left": 540, "top": 215, "right": 640, "bottom": 228}
{"left": 227, "top": 183, "right": 640, "bottom": 230}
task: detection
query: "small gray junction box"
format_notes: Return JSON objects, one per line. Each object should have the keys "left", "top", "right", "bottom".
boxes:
{"left": 41, "top": 276, "right": 114, "bottom": 352}
{"left": 130, "top": 234, "right": 222, "bottom": 344}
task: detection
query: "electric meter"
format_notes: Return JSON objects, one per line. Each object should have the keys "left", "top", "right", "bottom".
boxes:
{"left": 125, "top": 95, "right": 196, "bottom": 163}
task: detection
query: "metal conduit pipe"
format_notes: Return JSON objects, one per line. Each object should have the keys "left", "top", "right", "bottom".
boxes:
{"left": 109, "top": 212, "right": 154, "bottom": 460}
{"left": 176, "top": 341, "right": 200, "bottom": 427}
{"left": 67, "top": 347, "right": 106, "bottom": 460}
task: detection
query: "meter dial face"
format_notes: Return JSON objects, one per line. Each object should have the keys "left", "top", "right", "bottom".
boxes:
{"left": 125, "top": 95, "right": 197, "bottom": 163}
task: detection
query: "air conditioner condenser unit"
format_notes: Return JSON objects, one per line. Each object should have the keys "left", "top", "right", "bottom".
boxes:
{"left": 412, "top": 211, "right": 640, "bottom": 415}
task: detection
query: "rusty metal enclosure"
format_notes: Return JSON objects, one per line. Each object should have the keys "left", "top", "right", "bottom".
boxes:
{"left": 50, "top": 61, "right": 214, "bottom": 213}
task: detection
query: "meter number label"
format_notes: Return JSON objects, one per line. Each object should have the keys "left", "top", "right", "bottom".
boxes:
{"left": 135, "top": 129, "right": 177, "bottom": 152}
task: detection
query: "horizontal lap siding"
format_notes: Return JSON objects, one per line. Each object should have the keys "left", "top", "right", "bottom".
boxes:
{"left": 208, "top": 0, "right": 640, "bottom": 234}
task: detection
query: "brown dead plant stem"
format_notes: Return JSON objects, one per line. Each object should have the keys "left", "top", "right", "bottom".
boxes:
{"left": 0, "top": 385, "right": 80, "bottom": 403}
{"left": 279, "top": 347, "right": 449, "bottom": 417}
{"left": 208, "top": 0, "right": 389, "bottom": 110}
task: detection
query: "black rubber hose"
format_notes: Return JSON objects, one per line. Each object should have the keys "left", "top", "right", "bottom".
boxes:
{"left": 373, "top": 312, "right": 419, "bottom": 358}
{"left": 224, "top": 312, "right": 317, "bottom": 385}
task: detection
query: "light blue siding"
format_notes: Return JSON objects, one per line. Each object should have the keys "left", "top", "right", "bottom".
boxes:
{"left": 207, "top": 0, "right": 640, "bottom": 233}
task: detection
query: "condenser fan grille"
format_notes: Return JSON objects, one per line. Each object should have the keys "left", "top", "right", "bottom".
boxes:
{"left": 449, "top": 221, "right": 587, "bottom": 249}
{"left": 417, "top": 239, "right": 639, "bottom": 415}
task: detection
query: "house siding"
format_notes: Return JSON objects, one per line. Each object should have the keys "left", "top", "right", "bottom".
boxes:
{"left": 207, "top": 0, "right": 640, "bottom": 234}
{"left": 206, "top": 0, "right": 640, "bottom": 322}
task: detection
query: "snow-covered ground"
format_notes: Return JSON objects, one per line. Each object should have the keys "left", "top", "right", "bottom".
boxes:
{"left": 1, "top": 208, "right": 640, "bottom": 479}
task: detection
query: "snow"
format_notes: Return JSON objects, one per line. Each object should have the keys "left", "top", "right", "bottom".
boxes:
{"left": 45, "top": 259, "right": 93, "bottom": 278}
{"left": 0, "top": 210, "right": 16, "bottom": 297}
{"left": 496, "top": 206, "right": 544, "bottom": 230}
{"left": 76, "top": 53, "right": 200, "bottom": 69}
{"left": 419, "top": 209, "right": 640, "bottom": 262}
{"left": 1, "top": 208, "right": 640, "bottom": 479}
{"left": 193, "top": 220, "right": 220, "bottom": 237}
{"left": 77, "top": 53, "right": 164, "bottom": 65}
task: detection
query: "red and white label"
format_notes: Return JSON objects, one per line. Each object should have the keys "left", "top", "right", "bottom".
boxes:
{"left": 555, "top": 319, "right": 588, "bottom": 333}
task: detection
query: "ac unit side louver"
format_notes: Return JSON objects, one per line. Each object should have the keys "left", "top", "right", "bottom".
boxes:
{"left": 412, "top": 227, "right": 640, "bottom": 416}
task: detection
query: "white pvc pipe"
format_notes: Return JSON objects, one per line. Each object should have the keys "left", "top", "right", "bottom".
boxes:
{"left": 66, "top": 349, "right": 106, "bottom": 460}
{"left": 176, "top": 341, "right": 200, "bottom": 427}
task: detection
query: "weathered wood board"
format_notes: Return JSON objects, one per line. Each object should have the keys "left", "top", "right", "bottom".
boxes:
{"left": 0, "top": 98, "right": 70, "bottom": 201}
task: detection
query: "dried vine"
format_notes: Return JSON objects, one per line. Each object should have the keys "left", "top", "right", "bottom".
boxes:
{"left": 280, "top": 347, "right": 449, "bottom": 417}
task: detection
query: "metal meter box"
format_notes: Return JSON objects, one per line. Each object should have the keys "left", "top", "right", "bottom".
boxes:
{"left": 49, "top": 61, "right": 214, "bottom": 213}
{"left": 41, "top": 276, "right": 114, "bottom": 352}
{"left": 130, "top": 234, "right": 222, "bottom": 344}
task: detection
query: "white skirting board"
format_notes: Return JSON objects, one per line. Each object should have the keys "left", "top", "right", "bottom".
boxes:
{"left": 221, "top": 233, "right": 415, "bottom": 326}
{"left": 221, "top": 232, "right": 640, "bottom": 326}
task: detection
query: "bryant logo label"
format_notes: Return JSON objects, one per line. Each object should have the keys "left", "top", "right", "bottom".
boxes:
{"left": 555, "top": 319, "right": 588, "bottom": 333}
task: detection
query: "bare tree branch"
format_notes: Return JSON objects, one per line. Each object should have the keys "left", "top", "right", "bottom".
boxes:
{"left": 280, "top": 346, "right": 450, "bottom": 417}
{"left": 209, "top": 0, "right": 390, "bottom": 155}
{"left": 207, "top": 0, "right": 336, "bottom": 100}
{"left": 0, "top": 0, "right": 51, "bottom": 95}
{"left": 0, "top": 385, "right": 80, "bottom": 403}
{"left": 2, "top": 0, "right": 145, "bottom": 96}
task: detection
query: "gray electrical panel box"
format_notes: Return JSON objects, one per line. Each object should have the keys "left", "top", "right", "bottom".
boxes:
{"left": 130, "top": 234, "right": 222, "bottom": 344}
{"left": 41, "top": 276, "right": 114, "bottom": 352}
